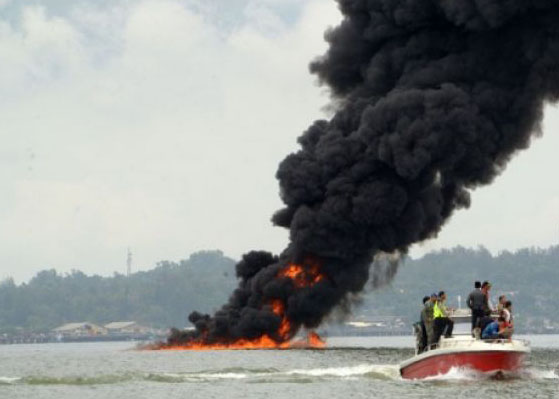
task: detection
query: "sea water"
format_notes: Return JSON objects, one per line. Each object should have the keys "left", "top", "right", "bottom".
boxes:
{"left": 0, "top": 336, "right": 557, "bottom": 399}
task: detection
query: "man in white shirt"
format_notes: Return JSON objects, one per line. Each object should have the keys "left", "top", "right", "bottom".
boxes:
{"left": 502, "top": 300, "right": 513, "bottom": 324}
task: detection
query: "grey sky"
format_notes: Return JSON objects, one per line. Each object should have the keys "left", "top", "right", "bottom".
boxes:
{"left": 0, "top": 0, "right": 557, "bottom": 283}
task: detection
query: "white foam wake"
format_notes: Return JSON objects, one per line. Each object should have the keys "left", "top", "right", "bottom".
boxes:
{"left": 154, "top": 364, "right": 400, "bottom": 382}
{"left": 0, "top": 376, "right": 21, "bottom": 384}
{"left": 286, "top": 364, "right": 399, "bottom": 379}
{"left": 522, "top": 368, "right": 559, "bottom": 380}
{"left": 421, "top": 367, "right": 484, "bottom": 381}
{"left": 419, "top": 366, "right": 559, "bottom": 382}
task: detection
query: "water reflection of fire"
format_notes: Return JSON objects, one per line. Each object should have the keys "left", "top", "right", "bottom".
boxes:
{"left": 158, "top": 260, "right": 327, "bottom": 350}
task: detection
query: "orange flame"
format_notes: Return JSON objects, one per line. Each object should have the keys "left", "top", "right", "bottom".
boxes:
{"left": 278, "top": 260, "right": 325, "bottom": 288}
{"left": 158, "top": 330, "right": 326, "bottom": 351}
{"left": 271, "top": 299, "right": 291, "bottom": 340}
{"left": 307, "top": 331, "right": 326, "bottom": 348}
{"left": 160, "top": 335, "right": 292, "bottom": 350}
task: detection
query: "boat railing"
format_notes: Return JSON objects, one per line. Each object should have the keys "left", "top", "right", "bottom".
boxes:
{"left": 447, "top": 308, "right": 502, "bottom": 324}
{"left": 423, "top": 336, "right": 529, "bottom": 353}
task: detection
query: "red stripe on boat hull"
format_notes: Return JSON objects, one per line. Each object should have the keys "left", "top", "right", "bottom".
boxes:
{"left": 400, "top": 351, "right": 526, "bottom": 379}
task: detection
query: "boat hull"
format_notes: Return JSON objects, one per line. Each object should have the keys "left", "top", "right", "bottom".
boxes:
{"left": 400, "top": 350, "right": 527, "bottom": 379}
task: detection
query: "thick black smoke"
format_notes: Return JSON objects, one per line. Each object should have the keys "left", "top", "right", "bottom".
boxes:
{"left": 168, "top": 0, "right": 559, "bottom": 345}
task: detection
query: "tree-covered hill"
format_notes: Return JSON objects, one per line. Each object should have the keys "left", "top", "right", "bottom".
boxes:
{"left": 0, "top": 250, "right": 237, "bottom": 332}
{"left": 359, "top": 245, "right": 559, "bottom": 332}
{"left": 0, "top": 246, "right": 557, "bottom": 333}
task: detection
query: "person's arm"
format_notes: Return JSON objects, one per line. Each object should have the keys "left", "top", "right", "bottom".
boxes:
{"left": 467, "top": 293, "right": 473, "bottom": 309}
{"left": 487, "top": 296, "right": 495, "bottom": 312}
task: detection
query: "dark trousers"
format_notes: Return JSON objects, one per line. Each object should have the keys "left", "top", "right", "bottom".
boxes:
{"left": 420, "top": 322, "right": 427, "bottom": 353}
{"left": 471, "top": 309, "right": 484, "bottom": 331}
{"left": 433, "top": 317, "right": 454, "bottom": 343}
{"left": 414, "top": 322, "right": 426, "bottom": 354}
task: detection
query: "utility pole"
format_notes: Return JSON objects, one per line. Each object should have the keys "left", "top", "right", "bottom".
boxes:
{"left": 127, "top": 248, "right": 132, "bottom": 277}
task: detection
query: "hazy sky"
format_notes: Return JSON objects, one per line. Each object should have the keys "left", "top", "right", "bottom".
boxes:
{"left": 1, "top": 0, "right": 558, "bottom": 283}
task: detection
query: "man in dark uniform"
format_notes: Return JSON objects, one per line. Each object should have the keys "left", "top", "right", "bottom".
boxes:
{"left": 418, "top": 296, "right": 430, "bottom": 353}
{"left": 467, "top": 281, "right": 485, "bottom": 334}
{"left": 478, "top": 281, "right": 495, "bottom": 334}
{"left": 481, "top": 281, "right": 493, "bottom": 315}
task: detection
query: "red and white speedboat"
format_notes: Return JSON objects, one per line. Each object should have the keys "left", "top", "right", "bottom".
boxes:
{"left": 399, "top": 309, "right": 530, "bottom": 379}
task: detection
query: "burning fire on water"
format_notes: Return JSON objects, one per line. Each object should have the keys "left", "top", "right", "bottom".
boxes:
{"left": 156, "top": 260, "right": 327, "bottom": 350}
{"left": 270, "top": 300, "right": 291, "bottom": 341}
{"left": 159, "top": 330, "right": 325, "bottom": 351}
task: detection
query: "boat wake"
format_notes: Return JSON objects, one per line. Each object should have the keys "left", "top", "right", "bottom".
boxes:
{"left": 0, "top": 365, "right": 400, "bottom": 385}
{"left": 519, "top": 368, "right": 559, "bottom": 380}
{"left": 418, "top": 367, "right": 559, "bottom": 382}
{"left": 0, "top": 365, "right": 555, "bottom": 386}
{"left": 147, "top": 364, "right": 401, "bottom": 383}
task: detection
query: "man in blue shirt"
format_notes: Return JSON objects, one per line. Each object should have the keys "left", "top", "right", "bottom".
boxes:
{"left": 482, "top": 316, "right": 508, "bottom": 339}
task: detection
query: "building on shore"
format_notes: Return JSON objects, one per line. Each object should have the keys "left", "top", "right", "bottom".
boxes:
{"left": 104, "top": 321, "right": 150, "bottom": 335}
{"left": 52, "top": 322, "right": 108, "bottom": 337}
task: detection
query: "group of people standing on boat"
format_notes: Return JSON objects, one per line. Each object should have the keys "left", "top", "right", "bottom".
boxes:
{"left": 467, "top": 281, "right": 514, "bottom": 339}
{"left": 416, "top": 281, "right": 515, "bottom": 353}
{"left": 417, "top": 291, "right": 454, "bottom": 353}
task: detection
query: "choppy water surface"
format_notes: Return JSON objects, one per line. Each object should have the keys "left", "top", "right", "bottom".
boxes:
{"left": 0, "top": 336, "right": 557, "bottom": 399}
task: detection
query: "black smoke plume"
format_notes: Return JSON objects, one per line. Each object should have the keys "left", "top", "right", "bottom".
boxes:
{"left": 167, "top": 0, "right": 559, "bottom": 346}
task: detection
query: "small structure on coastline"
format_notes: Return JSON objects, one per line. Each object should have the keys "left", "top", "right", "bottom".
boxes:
{"left": 53, "top": 322, "right": 107, "bottom": 337}
{"left": 104, "top": 321, "right": 150, "bottom": 334}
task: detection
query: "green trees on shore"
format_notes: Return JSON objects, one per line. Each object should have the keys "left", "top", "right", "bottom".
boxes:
{"left": 0, "top": 246, "right": 557, "bottom": 333}
{"left": 0, "top": 250, "right": 237, "bottom": 332}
